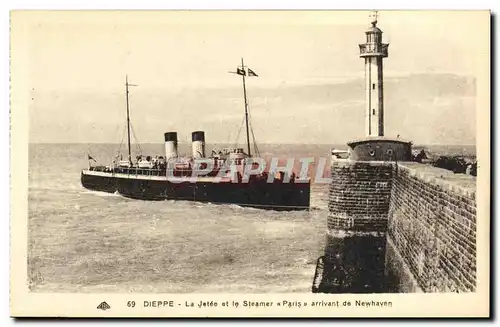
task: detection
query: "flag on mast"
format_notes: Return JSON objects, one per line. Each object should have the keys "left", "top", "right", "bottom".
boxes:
{"left": 236, "top": 68, "right": 246, "bottom": 76}
{"left": 88, "top": 154, "right": 97, "bottom": 162}
{"left": 248, "top": 68, "right": 258, "bottom": 77}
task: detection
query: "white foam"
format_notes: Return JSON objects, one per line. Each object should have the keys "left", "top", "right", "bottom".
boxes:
{"left": 80, "top": 190, "right": 121, "bottom": 197}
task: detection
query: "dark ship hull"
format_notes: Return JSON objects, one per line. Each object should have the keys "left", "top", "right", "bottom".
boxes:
{"left": 81, "top": 169, "right": 311, "bottom": 211}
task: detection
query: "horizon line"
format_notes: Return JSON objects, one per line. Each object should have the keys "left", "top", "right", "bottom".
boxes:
{"left": 28, "top": 141, "right": 477, "bottom": 147}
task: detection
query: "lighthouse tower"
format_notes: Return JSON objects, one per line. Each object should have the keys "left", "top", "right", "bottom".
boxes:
{"left": 346, "top": 11, "right": 412, "bottom": 162}
{"left": 359, "top": 11, "right": 389, "bottom": 137}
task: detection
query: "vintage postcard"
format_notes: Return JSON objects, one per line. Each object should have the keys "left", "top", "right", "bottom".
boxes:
{"left": 10, "top": 10, "right": 490, "bottom": 317}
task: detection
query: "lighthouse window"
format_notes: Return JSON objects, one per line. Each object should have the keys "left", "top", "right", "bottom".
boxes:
{"left": 372, "top": 83, "right": 376, "bottom": 90}
{"left": 372, "top": 109, "right": 376, "bottom": 115}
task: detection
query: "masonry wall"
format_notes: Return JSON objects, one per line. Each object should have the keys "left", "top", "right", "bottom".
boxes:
{"left": 386, "top": 162, "right": 477, "bottom": 293}
{"left": 328, "top": 160, "right": 393, "bottom": 232}
{"left": 320, "top": 159, "right": 394, "bottom": 293}
{"left": 320, "top": 159, "right": 477, "bottom": 294}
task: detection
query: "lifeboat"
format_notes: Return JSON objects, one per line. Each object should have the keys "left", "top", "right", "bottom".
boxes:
{"left": 138, "top": 157, "right": 154, "bottom": 169}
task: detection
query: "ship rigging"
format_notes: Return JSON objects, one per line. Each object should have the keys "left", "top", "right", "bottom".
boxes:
{"left": 124, "top": 75, "right": 138, "bottom": 166}
{"left": 111, "top": 59, "right": 262, "bottom": 168}
{"left": 228, "top": 58, "right": 260, "bottom": 158}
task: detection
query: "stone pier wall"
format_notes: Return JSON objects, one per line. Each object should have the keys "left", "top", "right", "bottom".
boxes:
{"left": 322, "top": 160, "right": 394, "bottom": 293}
{"left": 328, "top": 160, "right": 393, "bottom": 232}
{"left": 386, "top": 162, "right": 477, "bottom": 292}
{"left": 321, "top": 159, "right": 477, "bottom": 293}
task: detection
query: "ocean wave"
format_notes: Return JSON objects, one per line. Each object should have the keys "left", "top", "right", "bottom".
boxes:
{"left": 309, "top": 205, "right": 327, "bottom": 212}
{"left": 224, "top": 203, "right": 252, "bottom": 211}
{"left": 80, "top": 190, "right": 121, "bottom": 197}
{"left": 29, "top": 184, "right": 83, "bottom": 192}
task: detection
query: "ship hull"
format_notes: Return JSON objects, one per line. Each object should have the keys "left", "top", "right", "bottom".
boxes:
{"left": 81, "top": 170, "right": 311, "bottom": 211}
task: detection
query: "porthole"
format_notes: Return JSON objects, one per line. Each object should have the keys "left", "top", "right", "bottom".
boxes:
{"left": 387, "top": 149, "right": 393, "bottom": 156}
{"left": 368, "top": 149, "right": 375, "bottom": 157}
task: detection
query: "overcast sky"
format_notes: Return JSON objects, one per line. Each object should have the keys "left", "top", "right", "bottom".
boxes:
{"left": 12, "top": 10, "right": 488, "bottom": 144}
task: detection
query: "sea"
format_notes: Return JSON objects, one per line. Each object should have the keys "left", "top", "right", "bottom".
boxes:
{"left": 27, "top": 142, "right": 475, "bottom": 293}
{"left": 28, "top": 143, "right": 333, "bottom": 293}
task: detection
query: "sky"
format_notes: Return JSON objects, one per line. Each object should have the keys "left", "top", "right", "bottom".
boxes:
{"left": 11, "top": 10, "right": 488, "bottom": 145}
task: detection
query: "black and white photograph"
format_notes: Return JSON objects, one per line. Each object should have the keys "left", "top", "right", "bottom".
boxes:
{"left": 9, "top": 9, "right": 490, "bottom": 317}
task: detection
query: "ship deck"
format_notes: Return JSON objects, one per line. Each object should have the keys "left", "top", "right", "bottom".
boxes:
{"left": 82, "top": 169, "right": 234, "bottom": 183}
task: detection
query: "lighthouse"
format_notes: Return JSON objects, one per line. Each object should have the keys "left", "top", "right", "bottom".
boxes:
{"left": 317, "top": 11, "right": 412, "bottom": 295}
{"left": 359, "top": 11, "right": 389, "bottom": 137}
{"left": 345, "top": 11, "right": 412, "bottom": 162}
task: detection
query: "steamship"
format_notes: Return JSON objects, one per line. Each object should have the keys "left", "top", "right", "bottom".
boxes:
{"left": 81, "top": 60, "right": 311, "bottom": 211}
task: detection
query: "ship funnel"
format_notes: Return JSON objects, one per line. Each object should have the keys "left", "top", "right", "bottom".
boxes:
{"left": 164, "top": 132, "right": 178, "bottom": 161}
{"left": 191, "top": 131, "right": 206, "bottom": 159}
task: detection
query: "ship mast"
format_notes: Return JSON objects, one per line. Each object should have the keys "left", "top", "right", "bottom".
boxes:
{"left": 229, "top": 59, "right": 258, "bottom": 157}
{"left": 240, "top": 58, "right": 252, "bottom": 158}
{"left": 125, "top": 75, "right": 138, "bottom": 166}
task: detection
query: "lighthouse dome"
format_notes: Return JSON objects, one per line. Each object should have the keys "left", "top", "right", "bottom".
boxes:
{"left": 365, "top": 25, "right": 382, "bottom": 34}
